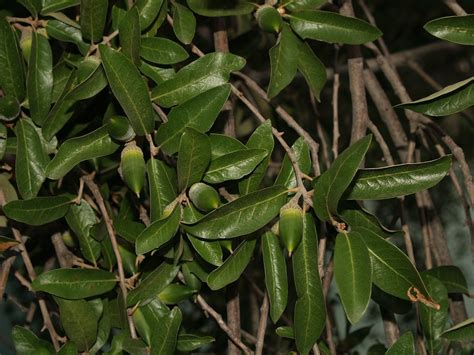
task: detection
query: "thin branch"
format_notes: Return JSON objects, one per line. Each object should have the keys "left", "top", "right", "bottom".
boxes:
{"left": 331, "top": 72, "right": 341, "bottom": 160}
{"left": 367, "top": 120, "right": 395, "bottom": 166}
{"left": 443, "top": 0, "right": 468, "bottom": 15}
{"left": 51, "top": 233, "right": 75, "bottom": 268}
{"left": 82, "top": 173, "right": 137, "bottom": 338}
{"left": 0, "top": 256, "right": 16, "bottom": 299}
{"left": 310, "top": 94, "right": 330, "bottom": 171}
{"left": 255, "top": 293, "right": 269, "bottom": 355}
{"left": 226, "top": 282, "right": 242, "bottom": 355}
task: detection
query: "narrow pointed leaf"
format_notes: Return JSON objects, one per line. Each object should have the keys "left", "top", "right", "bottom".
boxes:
{"left": 80, "top": 0, "right": 108, "bottom": 43}
{"left": 293, "top": 213, "right": 325, "bottom": 354}
{"left": 334, "top": 231, "right": 372, "bottom": 324}
{"left": 147, "top": 158, "right": 178, "bottom": 222}
{"left": 386, "top": 331, "right": 415, "bottom": 355}
{"left": 187, "top": 234, "right": 223, "bottom": 266}
{"left": 136, "top": 0, "right": 164, "bottom": 30}
{"left": 177, "top": 334, "right": 215, "bottom": 352}
{"left": 140, "top": 37, "right": 188, "bottom": 64}
{"left": 13, "top": 326, "right": 55, "bottom": 355}
{"left": 32, "top": 268, "right": 117, "bottom": 299}
{"left": 46, "top": 126, "right": 119, "bottom": 180}
{"left": 57, "top": 342, "right": 78, "bottom": 355}
{"left": 207, "top": 238, "right": 256, "bottom": 290}
{"left": 4, "top": 195, "right": 71, "bottom": 225}
{"left": 276, "top": 326, "right": 295, "bottom": 339}
{"left": 441, "top": 318, "right": 474, "bottom": 342}
{"left": 99, "top": 45, "right": 155, "bottom": 135}
{"left": 297, "top": 42, "right": 327, "bottom": 101}
{"left": 262, "top": 231, "right": 288, "bottom": 323}
{"left": 135, "top": 205, "right": 181, "bottom": 254}
{"left": 425, "top": 265, "right": 469, "bottom": 293}
{"left": 150, "top": 307, "right": 182, "bottom": 355}
{"left": 289, "top": 10, "right": 382, "bottom": 44}
{"left": 184, "top": 185, "right": 288, "bottom": 239}
{"left": 186, "top": 0, "right": 254, "bottom": 17}
{"left": 313, "top": 135, "right": 372, "bottom": 221}
{"left": 127, "top": 262, "right": 179, "bottom": 306}
{"left": 42, "top": 0, "right": 80, "bottom": 14}
{"left": 119, "top": 7, "right": 141, "bottom": 66}
{"left": 275, "top": 137, "right": 311, "bottom": 188}
{"left": 15, "top": 119, "right": 48, "bottom": 199}
{"left": 55, "top": 298, "right": 99, "bottom": 352}
{"left": 345, "top": 156, "right": 451, "bottom": 200}
{"left": 173, "top": 2, "right": 196, "bottom": 44}
{"left": 203, "top": 149, "right": 267, "bottom": 184}
{"left": 424, "top": 15, "right": 474, "bottom": 45}
{"left": 151, "top": 52, "right": 246, "bottom": 107}
{"left": 177, "top": 128, "right": 211, "bottom": 191}
{"left": 284, "top": 0, "right": 326, "bottom": 11}
{"left": 156, "top": 84, "right": 231, "bottom": 154}
{"left": 0, "top": 18, "right": 26, "bottom": 100}
{"left": 27, "top": 32, "right": 53, "bottom": 126}
{"left": 268, "top": 23, "right": 299, "bottom": 98}
{"left": 396, "top": 77, "right": 474, "bottom": 116}
{"left": 46, "top": 20, "right": 89, "bottom": 55}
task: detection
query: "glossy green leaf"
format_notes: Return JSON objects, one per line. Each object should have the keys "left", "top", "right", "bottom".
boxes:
{"left": 66, "top": 201, "right": 100, "bottom": 265}
{"left": 262, "top": 231, "right": 288, "bottom": 323}
{"left": 46, "top": 20, "right": 89, "bottom": 55}
{"left": 4, "top": 194, "right": 71, "bottom": 225}
{"left": 68, "top": 56, "right": 108, "bottom": 101}
{"left": 419, "top": 274, "right": 449, "bottom": 354}
{"left": 284, "top": 0, "right": 326, "bottom": 11}
{"left": 51, "top": 63, "right": 72, "bottom": 103}
{"left": 424, "top": 15, "right": 474, "bottom": 45}
{"left": 127, "top": 261, "right": 179, "bottom": 306}
{"left": 120, "top": 7, "right": 141, "bottom": 66}
{"left": 140, "top": 37, "right": 188, "bottom": 65}
{"left": 276, "top": 326, "right": 295, "bottom": 339}
{"left": 184, "top": 185, "right": 288, "bottom": 239}
{"left": 99, "top": 45, "right": 155, "bottom": 135}
{"left": 15, "top": 119, "right": 48, "bottom": 199}
{"left": 136, "top": 0, "right": 164, "bottom": 30}
{"left": 386, "top": 331, "right": 415, "bottom": 355}
{"left": 114, "top": 219, "right": 146, "bottom": 243}
{"left": 359, "top": 228, "right": 428, "bottom": 300}
{"left": 275, "top": 137, "right": 311, "bottom": 188}
{"left": 136, "top": 205, "right": 181, "bottom": 254}
{"left": 12, "top": 326, "right": 55, "bottom": 355}
{"left": 46, "top": 126, "right": 119, "bottom": 180}
{"left": 42, "top": 0, "right": 80, "bottom": 14}
{"left": 0, "top": 95, "right": 20, "bottom": 121}
{"left": 345, "top": 156, "right": 451, "bottom": 200}
{"left": 396, "top": 77, "right": 474, "bottom": 116}
{"left": 139, "top": 62, "right": 175, "bottom": 84}
{"left": 441, "top": 317, "right": 474, "bottom": 342}
{"left": 425, "top": 265, "right": 469, "bottom": 293}
{"left": 27, "top": 32, "right": 53, "bottom": 126}
{"left": 313, "top": 135, "right": 372, "bottom": 221}
{"left": 80, "top": 0, "right": 108, "bottom": 42}
{"left": 334, "top": 231, "right": 371, "bottom": 324}
{"left": 239, "top": 120, "right": 274, "bottom": 195}
{"left": 268, "top": 23, "right": 299, "bottom": 98}
{"left": 203, "top": 148, "right": 267, "bottom": 184}
{"left": 158, "top": 283, "right": 195, "bottom": 304}
{"left": 122, "top": 338, "right": 148, "bottom": 354}
{"left": 0, "top": 18, "right": 26, "bottom": 100}
{"left": 176, "top": 334, "right": 215, "bottom": 352}
{"left": 147, "top": 158, "right": 178, "bottom": 222}
{"left": 297, "top": 42, "right": 327, "bottom": 101}
{"left": 32, "top": 268, "right": 117, "bottom": 299}
{"left": 57, "top": 342, "right": 78, "bottom": 355}
{"left": 56, "top": 298, "right": 99, "bottom": 352}
{"left": 187, "top": 0, "right": 254, "bottom": 17}
{"left": 187, "top": 234, "right": 223, "bottom": 266}
{"left": 289, "top": 10, "right": 382, "bottom": 45}
{"left": 207, "top": 238, "right": 256, "bottom": 290}
{"left": 156, "top": 85, "right": 231, "bottom": 154}
{"left": 151, "top": 52, "right": 246, "bottom": 107}
{"left": 89, "top": 299, "right": 111, "bottom": 353}
{"left": 133, "top": 298, "right": 169, "bottom": 345}
{"left": 209, "top": 133, "right": 247, "bottom": 159}
{"left": 173, "top": 2, "right": 196, "bottom": 44}
{"left": 293, "top": 213, "right": 325, "bottom": 354}
{"left": 150, "top": 307, "right": 182, "bottom": 355}
{"left": 177, "top": 128, "right": 211, "bottom": 191}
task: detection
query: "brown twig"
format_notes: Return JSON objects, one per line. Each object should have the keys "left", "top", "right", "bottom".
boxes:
{"left": 443, "top": 0, "right": 468, "bottom": 15}
{"left": 0, "top": 256, "right": 16, "bottom": 299}
{"left": 331, "top": 72, "right": 341, "bottom": 160}
{"left": 227, "top": 282, "right": 242, "bottom": 355}
{"left": 82, "top": 173, "right": 137, "bottom": 338}
{"left": 51, "top": 233, "right": 75, "bottom": 268}
{"left": 255, "top": 293, "right": 269, "bottom": 355}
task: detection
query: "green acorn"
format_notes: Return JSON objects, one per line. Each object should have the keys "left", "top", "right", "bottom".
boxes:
{"left": 120, "top": 141, "right": 146, "bottom": 197}
{"left": 188, "top": 182, "right": 221, "bottom": 212}
{"left": 279, "top": 202, "right": 303, "bottom": 256}
{"left": 255, "top": 5, "right": 282, "bottom": 33}
{"left": 20, "top": 28, "right": 32, "bottom": 62}
{"left": 105, "top": 115, "right": 135, "bottom": 142}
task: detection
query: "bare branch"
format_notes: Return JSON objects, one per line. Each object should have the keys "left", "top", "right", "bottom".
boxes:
{"left": 255, "top": 293, "right": 269, "bottom": 355}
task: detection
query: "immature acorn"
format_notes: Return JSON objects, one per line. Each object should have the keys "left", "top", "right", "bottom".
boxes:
{"left": 255, "top": 5, "right": 282, "bottom": 33}
{"left": 188, "top": 182, "right": 221, "bottom": 212}
{"left": 105, "top": 115, "right": 135, "bottom": 142}
{"left": 120, "top": 141, "right": 145, "bottom": 197}
{"left": 279, "top": 202, "right": 303, "bottom": 256}
{"left": 20, "top": 28, "right": 33, "bottom": 62}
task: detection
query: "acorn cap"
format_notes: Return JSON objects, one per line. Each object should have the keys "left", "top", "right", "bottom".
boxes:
{"left": 255, "top": 5, "right": 282, "bottom": 33}
{"left": 120, "top": 141, "right": 145, "bottom": 197}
